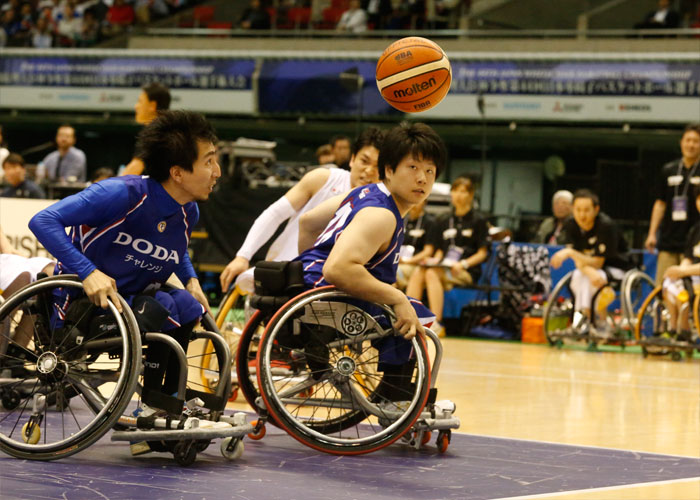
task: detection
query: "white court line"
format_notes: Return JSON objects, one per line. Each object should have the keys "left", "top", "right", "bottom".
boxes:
{"left": 449, "top": 431, "right": 700, "bottom": 460}
{"left": 493, "top": 476, "right": 700, "bottom": 500}
{"left": 439, "top": 368, "right": 700, "bottom": 393}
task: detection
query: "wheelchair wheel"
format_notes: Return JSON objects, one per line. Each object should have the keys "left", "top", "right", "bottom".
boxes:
{"left": 621, "top": 270, "right": 655, "bottom": 332}
{"left": 0, "top": 275, "right": 140, "bottom": 460}
{"left": 635, "top": 287, "right": 670, "bottom": 345}
{"left": 235, "top": 309, "right": 267, "bottom": 413}
{"left": 542, "top": 271, "right": 575, "bottom": 345}
{"left": 200, "top": 287, "right": 246, "bottom": 395}
{"left": 256, "top": 287, "right": 430, "bottom": 455}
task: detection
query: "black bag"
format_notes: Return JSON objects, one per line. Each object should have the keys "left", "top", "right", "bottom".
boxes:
{"left": 253, "top": 260, "right": 305, "bottom": 296}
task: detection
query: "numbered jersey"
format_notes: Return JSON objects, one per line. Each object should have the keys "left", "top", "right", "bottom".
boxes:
{"left": 297, "top": 182, "right": 404, "bottom": 288}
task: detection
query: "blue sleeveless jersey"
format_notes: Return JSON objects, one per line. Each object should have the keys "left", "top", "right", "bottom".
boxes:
{"left": 30, "top": 176, "right": 202, "bottom": 330}
{"left": 297, "top": 182, "right": 404, "bottom": 288}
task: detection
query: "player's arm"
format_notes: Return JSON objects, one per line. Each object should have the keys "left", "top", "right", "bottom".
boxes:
{"left": 323, "top": 207, "right": 422, "bottom": 339}
{"left": 645, "top": 199, "right": 666, "bottom": 252}
{"left": 120, "top": 157, "right": 145, "bottom": 176}
{"left": 219, "top": 167, "right": 331, "bottom": 291}
{"left": 29, "top": 181, "right": 129, "bottom": 311}
{"left": 297, "top": 192, "right": 346, "bottom": 254}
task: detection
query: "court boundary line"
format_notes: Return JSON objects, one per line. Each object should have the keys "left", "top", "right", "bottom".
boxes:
{"left": 449, "top": 431, "right": 700, "bottom": 460}
{"left": 493, "top": 476, "right": 700, "bottom": 500}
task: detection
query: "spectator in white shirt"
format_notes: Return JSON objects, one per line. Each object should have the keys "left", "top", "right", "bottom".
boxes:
{"left": 337, "top": 0, "right": 368, "bottom": 33}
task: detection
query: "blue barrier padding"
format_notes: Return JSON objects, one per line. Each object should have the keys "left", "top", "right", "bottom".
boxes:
{"left": 443, "top": 243, "right": 657, "bottom": 319}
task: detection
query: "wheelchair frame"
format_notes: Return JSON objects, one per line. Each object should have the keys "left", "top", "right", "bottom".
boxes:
{"left": 0, "top": 275, "right": 253, "bottom": 465}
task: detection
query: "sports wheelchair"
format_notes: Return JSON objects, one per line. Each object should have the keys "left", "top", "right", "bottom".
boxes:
{"left": 0, "top": 275, "right": 253, "bottom": 465}
{"left": 213, "top": 261, "right": 460, "bottom": 455}
{"left": 543, "top": 268, "right": 654, "bottom": 349}
{"left": 634, "top": 283, "right": 700, "bottom": 361}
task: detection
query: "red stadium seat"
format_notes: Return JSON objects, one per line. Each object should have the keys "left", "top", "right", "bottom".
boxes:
{"left": 288, "top": 7, "right": 311, "bottom": 28}
{"left": 193, "top": 5, "right": 215, "bottom": 27}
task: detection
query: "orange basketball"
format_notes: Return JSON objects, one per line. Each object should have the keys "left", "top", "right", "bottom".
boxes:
{"left": 376, "top": 37, "right": 452, "bottom": 113}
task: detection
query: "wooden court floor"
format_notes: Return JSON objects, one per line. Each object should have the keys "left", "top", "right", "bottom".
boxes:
{"left": 225, "top": 336, "right": 700, "bottom": 500}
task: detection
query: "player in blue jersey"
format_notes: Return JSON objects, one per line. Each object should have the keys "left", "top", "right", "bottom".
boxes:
{"left": 29, "top": 110, "right": 220, "bottom": 415}
{"left": 298, "top": 121, "right": 446, "bottom": 341}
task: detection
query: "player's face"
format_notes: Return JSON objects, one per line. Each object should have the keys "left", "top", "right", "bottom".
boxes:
{"left": 572, "top": 197, "right": 599, "bottom": 231}
{"left": 680, "top": 130, "right": 700, "bottom": 163}
{"left": 348, "top": 145, "right": 379, "bottom": 188}
{"left": 180, "top": 140, "right": 221, "bottom": 202}
{"left": 134, "top": 91, "right": 156, "bottom": 125}
{"left": 384, "top": 153, "right": 436, "bottom": 214}
{"left": 552, "top": 197, "right": 572, "bottom": 219}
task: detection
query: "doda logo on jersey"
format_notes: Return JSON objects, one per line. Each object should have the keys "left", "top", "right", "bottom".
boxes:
{"left": 113, "top": 232, "right": 179, "bottom": 263}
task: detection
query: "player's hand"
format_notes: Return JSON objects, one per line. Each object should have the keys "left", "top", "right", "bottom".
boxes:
{"left": 186, "top": 277, "right": 211, "bottom": 315}
{"left": 219, "top": 256, "right": 249, "bottom": 291}
{"left": 644, "top": 234, "right": 657, "bottom": 253}
{"left": 83, "top": 269, "right": 122, "bottom": 313}
{"left": 392, "top": 297, "right": 423, "bottom": 340}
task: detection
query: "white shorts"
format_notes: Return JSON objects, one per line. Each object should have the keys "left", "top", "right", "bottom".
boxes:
{"left": 0, "top": 254, "right": 54, "bottom": 294}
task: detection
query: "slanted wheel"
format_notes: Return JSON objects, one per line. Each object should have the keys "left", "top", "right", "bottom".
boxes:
{"left": 220, "top": 437, "right": 244, "bottom": 460}
{"left": 635, "top": 287, "right": 668, "bottom": 348}
{"left": 621, "top": 270, "right": 655, "bottom": 334}
{"left": 542, "top": 271, "right": 575, "bottom": 345}
{"left": 0, "top": 276, "right": 141, "bottom": 460}
{"left": 201, "top": 288, "right": 247, "bottom": 393}
{"left": 257, "top": 287, "right": 430, "bottom": 455}
{"left": 173, "top": 440, "right": 197, "bottom": 466}
{"left": 235, "top": 309, "right": 267, "bottom": 413}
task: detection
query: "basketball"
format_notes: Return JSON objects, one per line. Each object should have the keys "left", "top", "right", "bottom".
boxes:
{"left": 376, "top": 37, "right": 452, "bottom": 113}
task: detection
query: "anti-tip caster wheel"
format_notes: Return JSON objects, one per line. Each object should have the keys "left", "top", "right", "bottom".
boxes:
{"left": 22, "top": 422, "right": 41, "bottom": 444}
{"left": 220, "top": 437, "right": 244, "bottom": 460}
{"left": 173, "top": 441, "right": 197, "bottom": 466}
{"left": 436, "top": 430, "right": 451, "bottom": 453}
{"left": 247, "top": 420, "right": 266, "bottom": 440}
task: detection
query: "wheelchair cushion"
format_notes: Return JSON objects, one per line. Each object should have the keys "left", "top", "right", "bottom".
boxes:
{"left": 254, "top": 260, "right": 305, "bottom": 296}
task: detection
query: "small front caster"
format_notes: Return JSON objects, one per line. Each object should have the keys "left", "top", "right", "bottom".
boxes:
{"left": 220, "top": 437, "right": 244, "bottom": 460}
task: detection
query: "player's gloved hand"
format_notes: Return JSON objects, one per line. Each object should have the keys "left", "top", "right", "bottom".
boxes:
{"left": 83, "top": 269, "right": 122, "bottom": 313}
{"left": 392, "top": 297, "right": 424, "bottom": 340}
{"left": 219, "top": 256, "right": 250, "bottom": 292}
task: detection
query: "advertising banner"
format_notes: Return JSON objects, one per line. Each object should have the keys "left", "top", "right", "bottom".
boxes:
{"left": 0, "top": 55, "right": 256, "bottom": 113}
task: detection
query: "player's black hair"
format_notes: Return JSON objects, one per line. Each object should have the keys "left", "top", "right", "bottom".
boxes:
{"left": 3, "top": 153, "right": 24, "bottom": 167}
{"left": 451, "top": 175, "right": 475, "bottom": 193}
{"left": 377, "top": 122, "right": 447, "bottom": 180}
{"left": 351, "top": 127, "right": 385, "bottom": 156}
{"left": 573, "top": 188, "right": 600, "bottom": 207}
{"left": 329, "top": 134, "right": 351, "bottom": 148}
{"left": 684, "top": 123, "right": 700, "bottom": 136}
{"left": 142, "top": 82, "right": 171, "bottom": 111}
{"left": 135, "top": 110, "right": 217, "bottom": 183}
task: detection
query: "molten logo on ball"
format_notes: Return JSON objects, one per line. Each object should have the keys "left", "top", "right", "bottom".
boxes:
{"left": 376, "top": 36, "right": 451, "bottom": 113}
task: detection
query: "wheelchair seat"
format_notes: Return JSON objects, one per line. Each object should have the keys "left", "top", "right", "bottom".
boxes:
{"left": 250, "top": 260, "right": 306, "bottom": 311}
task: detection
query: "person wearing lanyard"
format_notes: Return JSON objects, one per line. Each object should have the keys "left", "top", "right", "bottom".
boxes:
{"left": 397, "top": 197, "right": 439, "bottom": 292}
{"left": 645, "top": 123, "right": 700, "bottom": 286}
{"left": 422, "top": 176, "right": 489, "bottom": 335}
{"left": 551, "top": 189, "right": 632, "bottom": 333}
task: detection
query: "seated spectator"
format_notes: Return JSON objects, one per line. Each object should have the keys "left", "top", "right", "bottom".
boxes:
{"left": 337, "top": 0, "right": 368, "bottom": 33}
{"left": 56, "top": 3, "right": 81, "bottom": 46}
{"left": 533, "top": 190, "right": 573, "bottom": 245}
{"left": 635, "top": 0, "right": 680, "bottom": 29}
{"left": 1, "top": 7, "right": 22, "bottom": 46}
{"left": 134, "top": 0, "right": 170, "bottom": 24}
{"left": 362, "top": 0, "right": 392, "bottom": 29}
{"left": 422, "top": 176, "right": 489, "bottom": 336}
{"left": 550, "top": 189, "right": 631, "bottom": 332}
{"left": 428, "top": 0, "right": 462, "bottom": 29}
{"left": 659, "top": 186, "right": 700, "bottom": 341}
{"left": 238, "top": 0, "right": 271, "bottom": 30}
{"left": 78, "top": 9, "right": 99, "bottom": 46}
{"left": 1, "top": 153, "right": 46, "bottom": 199}
{"left": 40, "top": 124, "right": 87, "bottom": 183}
{"left": 387, "top": 0, "right": 426, "bottom": 29}
{"left": 32, "top": 16, "right": 54, "bottom": 47}
{"left": 13, "top": 1, "right": 35, "bottom": 46}
{"left": 103, "top": 0, "right": 135, "bottom": 36}
{"left": 315, "top": 144, "right": 335, "bottom": 165}
{"left": 399, "top": 198, "right": 437, "bottom": 291}
{"left": 90, "top": 167, "right": 115, "bottom": 183}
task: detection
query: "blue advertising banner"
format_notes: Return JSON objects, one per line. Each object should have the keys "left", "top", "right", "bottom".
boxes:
{"left": 0, "top": 54, "right": 256, "bottom": 113}
{"left": 257, "top": 59, "right": 398, "bottom": 116}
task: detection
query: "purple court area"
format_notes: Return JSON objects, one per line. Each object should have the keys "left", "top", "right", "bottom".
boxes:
{"left": 0, "top": 420, "right": 698, "bottom": 500}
